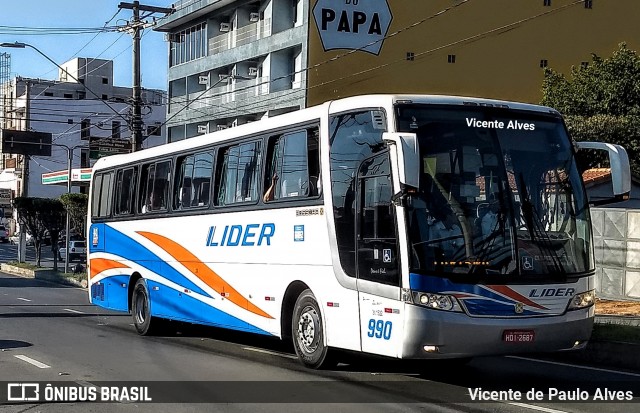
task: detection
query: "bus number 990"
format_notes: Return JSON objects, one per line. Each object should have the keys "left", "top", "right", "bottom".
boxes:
{"left": 367, "top": 319, "right": 392, "bottom": 340}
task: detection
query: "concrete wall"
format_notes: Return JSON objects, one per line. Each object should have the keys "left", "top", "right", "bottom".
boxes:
{"left": 592, "top": 208, "right": 640, "bottom": 302}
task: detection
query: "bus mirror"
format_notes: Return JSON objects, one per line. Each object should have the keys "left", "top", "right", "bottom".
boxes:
{"left": 575, "top": 141, "right": 631, "bottom": 204}
{"left": 383, "top": 132, "right": 419, "bottom": 189}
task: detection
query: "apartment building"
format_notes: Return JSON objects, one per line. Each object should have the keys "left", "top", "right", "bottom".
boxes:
{"left": 156, "top": 0, "right": 306, "bottom": 142}
{"left": 0, "top": 57, "right": 166, "bottom": 206}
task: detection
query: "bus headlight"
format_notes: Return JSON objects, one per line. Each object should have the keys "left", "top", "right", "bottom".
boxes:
{"left": 567, "top": 289, "right": 595, "bottom": 310}
{"left": 412, "top": 292, "right": 462, "bottom": 312}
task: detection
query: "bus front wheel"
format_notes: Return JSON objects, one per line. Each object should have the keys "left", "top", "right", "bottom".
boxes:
{"left": 292, "top": 289, "right": 335, "bottom": 369}
{"left": 131, "top": 279, "right": 158, "bottom": 335}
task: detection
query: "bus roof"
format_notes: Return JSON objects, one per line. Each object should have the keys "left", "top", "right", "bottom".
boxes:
{"left": 91, "top": 94, "right": 560, "bottom": 172}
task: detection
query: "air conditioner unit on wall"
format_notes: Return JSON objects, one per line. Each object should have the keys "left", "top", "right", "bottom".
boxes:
{"left": 249, "top": 12, "right": 259, "bottom": 22}
{"left": 198, "top": 75, "right": 208, "bottom": 85}
{"left": 248, "top": 67, "right": 258, "bottom": 76}
{"left": 220, "top": 22, "right": 230, "bottom": 32}
{"left": 197, "top": 124, "right": 208, "bottom": 134}
{"left": 216, "top": 125, "right": 228, "bottom": 131}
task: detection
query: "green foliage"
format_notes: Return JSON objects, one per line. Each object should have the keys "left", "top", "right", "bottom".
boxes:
{"left": 60, "top": 193, "right": 88, "bottom": 236}
{"left": 13, "top": 197, "right": 48, "bottom": 245}
{"left": 13, "top": 197, "right": 66, "bottom": 267}
{"left": 541, "top": 43, "right": 640, "bottom": 174}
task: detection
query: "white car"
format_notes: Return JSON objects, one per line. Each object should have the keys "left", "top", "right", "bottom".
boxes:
{"left": 58, "top": 240, "right": 87, "bottom": 262}
{"left": 9, "top": 232, "right": 33, "bottom": 245}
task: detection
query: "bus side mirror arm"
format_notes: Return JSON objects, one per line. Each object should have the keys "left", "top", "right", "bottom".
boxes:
{"left": 383, "top": 132, "right": 419, "bottom": 190}
{"left": 575, "top": 141, "right": 631, "bottom": 204}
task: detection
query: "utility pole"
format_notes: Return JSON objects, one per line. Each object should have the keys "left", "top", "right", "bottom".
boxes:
{"left": 118, "top": 1, "right": 173, "bottom": 152}
{"left": 18, "top": 80, "right": 31, "bottom": 263}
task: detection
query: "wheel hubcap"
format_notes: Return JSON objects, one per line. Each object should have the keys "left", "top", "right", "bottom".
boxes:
{"left": 297, "top": 306, "right": 319, "bottom": 354}
{"left": 135, "top": 292, "right": 146, "bottom": 324}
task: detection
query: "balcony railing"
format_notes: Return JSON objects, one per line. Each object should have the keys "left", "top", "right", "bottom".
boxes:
{"left": 168, "top": 77, "right": 270, "bottom": 113}
{"left": 208, "top": 18, "right": 272, "bottom": 54}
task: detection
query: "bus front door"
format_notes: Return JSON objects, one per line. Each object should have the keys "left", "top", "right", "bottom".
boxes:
{"left": 356, "top": 153, "right": 404, "bottom": 357}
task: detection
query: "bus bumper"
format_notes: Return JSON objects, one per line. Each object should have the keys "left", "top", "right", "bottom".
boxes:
{"left": 401, "top": 304, "right": 594, "bottom": 359}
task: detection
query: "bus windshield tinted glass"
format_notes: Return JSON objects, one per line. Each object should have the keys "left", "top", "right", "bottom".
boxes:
{"left": 397, "top": 105, "right": 592, "bottom": 278}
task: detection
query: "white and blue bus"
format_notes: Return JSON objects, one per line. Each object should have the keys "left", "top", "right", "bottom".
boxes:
{"left": 87, "top": 94, "right": 630, "bottom": 368}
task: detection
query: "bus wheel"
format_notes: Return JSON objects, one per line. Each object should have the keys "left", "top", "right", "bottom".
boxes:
{"left": 292, "top": 289, "right": 335, "bottom": 369}
{"left": 131, "top": 279, "right": 158, "bottom": 335}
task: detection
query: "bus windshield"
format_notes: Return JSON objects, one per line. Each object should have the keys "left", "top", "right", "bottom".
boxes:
{"left": 396, "top": 104, "right": 593, "bottom": 279}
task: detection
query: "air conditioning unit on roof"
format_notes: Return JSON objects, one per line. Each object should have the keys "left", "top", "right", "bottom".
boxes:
{"left": 249, "top": 12, "right": 259, "bottom": 22}
{"left": 220, "top": 22, "right": 230, "bottom": 32}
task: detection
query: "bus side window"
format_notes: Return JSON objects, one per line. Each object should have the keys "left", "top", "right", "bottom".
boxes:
{"left": 329, "top": 111, "right": 387, "bottom": 277}
{"left": 114, "top": 167, "right": 136, "bottom": 215}
{"left": 139, "top": 160, "right": 171, "bottom": 213}
{"left": 99, "top": 172, "right": 113, "bottom": 218}
{"left": 173, "top": 151, "right": 213, "bottom": 210}
{"left": 216, "top": 141, "right": 261, "bottom": 206}
{"left": 92, "top": 172, "right": 114, "bottom": 219}
{"left": 263, "top": 127, "right": 320, "bottom": 202}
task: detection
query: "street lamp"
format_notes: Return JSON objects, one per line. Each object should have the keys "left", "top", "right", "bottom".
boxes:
{"left": 0, "top": 42, "right": 90, "bottom": 274}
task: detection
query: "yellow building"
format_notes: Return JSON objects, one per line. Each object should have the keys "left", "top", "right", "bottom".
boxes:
{"left": 307, "top": 0, "right": 640, "bottom": 106}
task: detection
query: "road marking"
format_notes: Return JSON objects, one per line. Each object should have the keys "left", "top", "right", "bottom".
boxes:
{"left": 17, "top": 297, "right": 31, "bottom": 302}
{"left": 14, "top": 355, "right": 51, "bottom": 369}
{"left": 507, "top": 402, "right": 569, "bottom": 413}
{"left": 243, "top": 347, "right": 297, "bottom": 359}
{"left": 64, "top": 308, "right": 84, "bottom": 314}
{"left": 507, "top": 356, "right": 640, "bottom": 377}
{"left": 76, "top": 380, "right": 99, "bottom": 389}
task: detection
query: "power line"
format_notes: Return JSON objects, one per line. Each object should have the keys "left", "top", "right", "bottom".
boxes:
{"left": 164, "top": 0, "right": 584, "bottom": 126}
{"left": 118, "top": 1, "right": 174, "bottom": 151}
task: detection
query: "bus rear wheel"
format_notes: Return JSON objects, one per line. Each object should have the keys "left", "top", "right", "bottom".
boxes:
{"left": 292, "top": 289, "right": 335, "bottom": 369}
{"left": 131, "top": 279, "right": 159, "bottom": 335}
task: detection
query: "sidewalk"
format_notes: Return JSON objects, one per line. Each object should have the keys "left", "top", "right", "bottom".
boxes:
{"left": 0, "top": 262, "right": 87, "bottom": 288}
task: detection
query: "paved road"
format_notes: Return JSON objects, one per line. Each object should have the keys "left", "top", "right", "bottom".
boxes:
{"left": 1, "top": 272, "right": 639, "bottom": 412}
{"left": 0, "top": 242, "right": 83, "bottom": 269}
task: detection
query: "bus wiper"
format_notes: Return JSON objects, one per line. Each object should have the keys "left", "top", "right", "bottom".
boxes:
{"left": 518, "top": 174, "right": 564, "bottom": 274}
{"left": 472, "top": 206, "right": 508, "bottom": 273}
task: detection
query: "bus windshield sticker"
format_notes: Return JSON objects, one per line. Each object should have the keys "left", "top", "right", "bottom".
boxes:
{"left": 465, "top": 118, "right": 536, "bottom": 131}
{"left": 294, "top": 225, "right": 305, "bottom": 242}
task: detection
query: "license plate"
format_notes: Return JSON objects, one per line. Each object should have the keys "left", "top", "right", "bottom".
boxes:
{"left": 502, "top": 330, "right": 535, "bottom": 343}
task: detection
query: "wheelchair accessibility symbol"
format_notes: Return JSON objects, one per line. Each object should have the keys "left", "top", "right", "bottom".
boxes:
{"left": 383, "top": 249, "right": 392, "bottom": 263}
{"left": 522, "top": 256, "right": 534, "bottom": 271}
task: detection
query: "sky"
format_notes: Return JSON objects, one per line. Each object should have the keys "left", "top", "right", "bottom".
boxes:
{"left": 0, "top": 0, "right": 172, "bottom": 91}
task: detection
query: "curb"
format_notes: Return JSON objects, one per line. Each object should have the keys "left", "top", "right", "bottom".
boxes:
{"left": 595, "top": 315, "right": 640, "bottom": 327}
{"left": 1, "top": 263, "right": 87, "bottom": 288}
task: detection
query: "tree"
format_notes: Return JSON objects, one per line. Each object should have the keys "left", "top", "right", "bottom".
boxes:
{"left": 13, "top": 197, "right": 65, "bottom": 267}
{"left": 39, "top": 199, "right": 66, "bottom": 271}
{"left": 60, "top": 193, "right": 88, "bottom": 236}
{"left": 541, "top": 43, "right": 640, "bottom": 175}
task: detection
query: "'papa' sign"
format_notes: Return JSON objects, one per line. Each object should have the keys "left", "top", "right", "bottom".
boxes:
{"left": 313, "top": 0, "right": 392, "bottom": 55}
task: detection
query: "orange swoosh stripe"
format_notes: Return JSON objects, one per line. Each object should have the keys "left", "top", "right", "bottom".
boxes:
{"left": 90, "top": 258, "right": 130, "bottom": 280}
{"left": 137, "top": 231, "right": 274, "bottom": 319}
